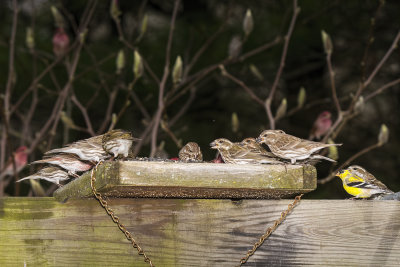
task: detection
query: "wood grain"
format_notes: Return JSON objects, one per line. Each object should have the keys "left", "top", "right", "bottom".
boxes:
{"left": 53, "top": 161, "right": 317, "bottom": 202}
{"left": 1, "top": 198, "right": 399, "bottom": 266}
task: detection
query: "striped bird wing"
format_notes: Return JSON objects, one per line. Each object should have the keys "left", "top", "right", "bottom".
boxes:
{"left": 350, "top": 167, "right": 392, "bottom": 192}
{"left": 344, "top": 176, "right": 385, "bottom": 191}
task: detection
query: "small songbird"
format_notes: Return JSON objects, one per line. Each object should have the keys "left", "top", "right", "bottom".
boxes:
{"left": 210, "top": 138, "right": 282, "bottom": 164}
{"left": 256, "top": 130, "right": 341, "bottom": 164}
{"left": 102, "top": 129, "right": 138, "bottom": 159}
{"left": 52, "top": 28, "right": 70, "bottom": 57}
{"left": 0, "top": 146, "right": 28, "bottom": 180}
{"left": 17, "top": 167, "right": 71, "bottom": 186}
{"left": 30, "top": 154, "right": 94, "bottom": 177}
{"left": 178, "top": 142, "right": 203, "bottom": 162}
{"left": 239, "top": 137, "right": 276, "bottom": 157}
{"left": 336, "top": 165, "right": 393, "bottom": 199}
{"left": 309, "top": 111, "right": 332, "bottom": 140}
{"left": 45, "top": 134, "right": 109, "bottom": 162}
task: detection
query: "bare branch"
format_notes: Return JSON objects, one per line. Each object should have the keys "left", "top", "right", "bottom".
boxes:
{"left": 265, "top": 0, "right": 299, "bottom": 130}
{"left": 219, "top": 65, "right": 264, "bottom": 107}
{"left": 150, "top": 0, "right": 180, "bottom": 157}
{"left": 365, "top": 78, "right": 400, "bottom": 101}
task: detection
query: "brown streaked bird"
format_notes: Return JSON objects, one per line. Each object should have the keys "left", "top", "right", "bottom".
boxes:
{"left": 210, "top": 138, "right": 282, "bottom": 164}
{"left": 102, "top": 129, "right": 139, "bottom": 159}
{"left": 256, "top": 130, "right": 341, "bottom": 164}
{"left": 30, "top": 154, "right": 94, "bottom": 177}
{"left": 17, "top": 167, "right": 71, "bottom": 186}
{"left": 179, "top": 142, "right": 203, "bottom": 162}
{"left": 45, "top": 134, "right": 109, "bottom": 162}
{"left": 239, "top": 137, "right": 277, "bottom": 158}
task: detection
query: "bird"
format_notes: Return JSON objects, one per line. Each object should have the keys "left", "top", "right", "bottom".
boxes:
{"left": 210, "top": 138, "right": 282, "bottom": 164}
{"left": 17, "top": 167, "right": 71, "bottom": 186}
{"left": 0, "top": 146, "right": 28, "bottom": 180}
{"left": 102, "top": 129, "right": 139, "bottom": 159}
{"left": 256, "top": 129, "right": 341, "bottom": 164}
{"left": 239, "top": 137, "right": 277, "bottom": 157}
{"left": 178, "top": 142, "right": 203, "bottom": 162}
{"left": 309, "top": 111, "right": 332, "bottom": 140}
{"left": 44, "top": 134, "right": 109, "bottom": 162}
{"left": 53, "top": 28, "right": 70, "bottom": 57}
{"left": 30, "top": 154, "right": 94, "bottom": 177}
{"left": 336, "top": 165, "right": 393, "bottom": 199}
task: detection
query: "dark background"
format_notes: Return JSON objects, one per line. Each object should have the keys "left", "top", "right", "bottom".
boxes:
{"left": 1, "top": 0, "right": 399, "bottom": 198}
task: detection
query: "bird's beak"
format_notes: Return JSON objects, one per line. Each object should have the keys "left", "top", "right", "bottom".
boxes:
{"left": 255, "top": 137, "right": 263, "bottom": 143}
{"left": 132, "top": 137, "right": 141, "bottom": 142}
{"left": 210, "top": 141, "right": 216, "bottom": 148}
{"left": 335, "top": 170, "right": 344, "bottom": 176}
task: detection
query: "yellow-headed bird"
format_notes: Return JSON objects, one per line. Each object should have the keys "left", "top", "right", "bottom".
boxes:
{"left": 336, "top": 165, "right": 393, "bottom": 199}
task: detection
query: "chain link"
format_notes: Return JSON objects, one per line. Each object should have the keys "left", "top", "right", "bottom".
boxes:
{"left": 237, "top": 194, "right": 303, "bottom": 266}
{"left": 90, "top": 162, "right": 155, "bottom": 267}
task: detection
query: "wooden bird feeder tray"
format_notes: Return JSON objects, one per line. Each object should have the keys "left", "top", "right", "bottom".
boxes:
{"left": 53, "top": 160, "right": 317, "bottom": 202}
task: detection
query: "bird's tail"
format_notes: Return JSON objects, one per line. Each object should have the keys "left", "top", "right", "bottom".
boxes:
{"left": 310, "top": 154, "right": 336, "bottom": 162}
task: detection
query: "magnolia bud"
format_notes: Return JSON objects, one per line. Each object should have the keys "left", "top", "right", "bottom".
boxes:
{"left": 110, "top": 0, "right": 121, "bottom": 22}
{"left": 243, "top": 9, "right": 254, "bottom": 37}
{"left": 228, "top": 35, "right": 242, "bottom": 59}
{"left": 51, "top": 6, "right": 65, "bottom": 28}
{"left": 275, "top": 98, "right": 287, "bottom": 120}
{"left": 140, "top": 14, "right": 148, "bottom": 36}
{"left": 354, "top": 96, "right": 364, "bottom": 113}
{"left": 378, "top": 124, "right": 389, "bottom": 145}
{"left": 116, "top": 49, "right": 125, "bottom": 74}
{"left": 26, "top": 27, "right": 35, "bottom": 50}
{"left": 133, "top": 50, "right": 144, "bottom": 79}
{"left": 60, "top": 111, "right": 78, "bottom": 130}
{"left": 327, "top": 138, "right": 339, "bottom": 161}
{"left": 231, "top": 112, "right": 239, "bottom": 133}
{"left": 297, "top": 87, "right": 306, "bottom": 108}
{"left": 321, "top": 30, "right": 333, "bottom": 55}
{"left": 172, "top": 55, "right": 183, "bottom": 84}
{"left": 249, "top": 64, "right": 263, "bottom": 81}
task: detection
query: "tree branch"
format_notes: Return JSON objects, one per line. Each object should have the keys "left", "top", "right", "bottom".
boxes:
{"left": 265, "top": 0, "right": 299, "bottom": 130}
{"left": 150, "top": 0, "right": 180, "bottom": 157}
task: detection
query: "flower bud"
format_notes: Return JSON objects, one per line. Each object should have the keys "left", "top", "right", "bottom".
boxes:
{"left": 321, "top": 30, "right": 333, "bottom": 55}
{"left": 26, "top": 27, "right": 35, "bottom": 50}
{"left": 354, "top": 96, "right": 364, "bottom": 113}
{"left": 231, "top": 112, "right": 239, "bottom": 133}
{"left": 60, "top": 111, "right": 78, "bottom": 130}
{"left": 378, "top": 124, "right": 389, "bottom": 145}
{"left": 110, "top": 0, "right": 121, "bottom": 22}
{"left": 133, "top": 50, "right": 144, "bottom": 79}
{"left": 249, "top": 64, "right": 263, "bottom": 81}
{"left": 116, "top": 49, "right": 125, "bottom": 74}
{"left": 327, "top": 138, "right": 339, "bottom": 161}
{"left": 172, "top": 55, "right": 183, "bottom": 85}
{"left": 297, "top": 87, "right": 306, "bottom": 108}
{"left": 51, "top": 6, "right": 65, "bottom": 28}
{"left": 275, "top": 98, "right": 287, "bottom": 120}
{"left": 228, "top": 35, "right": 242, "bottom": 59}
{"left": 243, "top": 9, "right": 254, "bottom": 37}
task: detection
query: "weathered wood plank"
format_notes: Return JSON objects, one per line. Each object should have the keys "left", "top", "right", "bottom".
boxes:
{"left": 1, "top": 198, "right": 399, "bottom": 266}
{"left": 53, "top": 161, "right": 316, "bottom": 202}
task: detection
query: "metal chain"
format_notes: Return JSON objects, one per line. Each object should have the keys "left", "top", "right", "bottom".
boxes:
{"left": 90, "top": 162, "right": 155, "bottom": 267}
{"left": 237, "top": 194, "right": 304, "bottom": 266}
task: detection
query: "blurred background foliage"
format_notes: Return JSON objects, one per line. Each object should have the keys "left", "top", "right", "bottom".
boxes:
{"left": 0, "top": 0, "right": 399, "bottom": 198}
